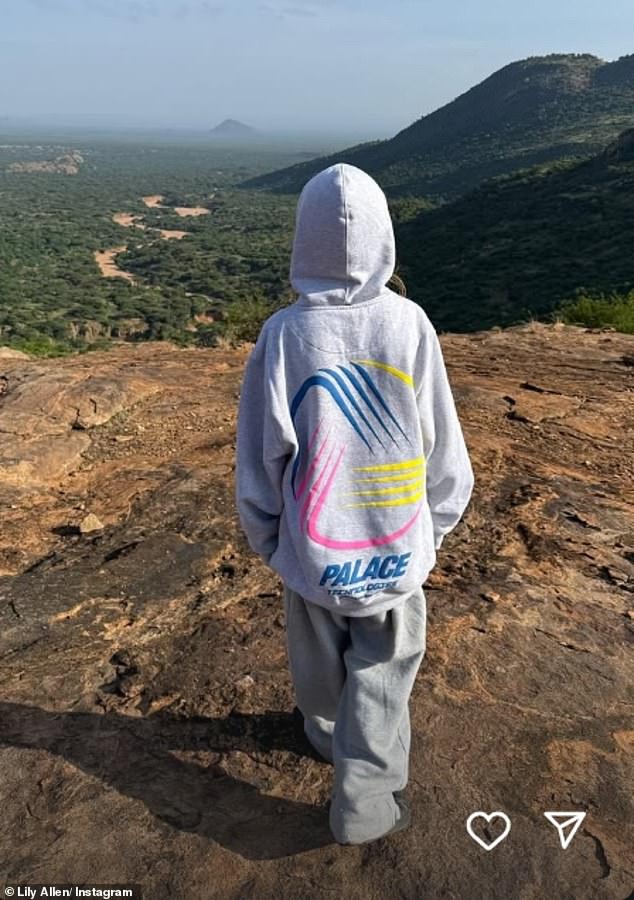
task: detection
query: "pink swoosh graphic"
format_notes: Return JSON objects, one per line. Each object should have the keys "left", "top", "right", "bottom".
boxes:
{"left": 305, "top": 444, "right": 422, "bottom": 550}
{"left": 299, "top": 441, "right": 338, "bottom": 529}
{"left": 296, "top": 421, "right": 332, "bottom": 501}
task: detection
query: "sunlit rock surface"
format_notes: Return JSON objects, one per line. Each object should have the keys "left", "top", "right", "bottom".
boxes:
{"left": 0, "top": 324, "right": 632, "bottom": 898}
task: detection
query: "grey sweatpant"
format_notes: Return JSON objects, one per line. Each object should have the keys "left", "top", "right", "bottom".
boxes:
{"left": 282, "top": 583, "right": 427, "bottom": 844}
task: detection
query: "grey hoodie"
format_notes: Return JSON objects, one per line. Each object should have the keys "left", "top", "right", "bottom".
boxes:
{"left": 235, "top": 163, "right": 474, "bottom": 616}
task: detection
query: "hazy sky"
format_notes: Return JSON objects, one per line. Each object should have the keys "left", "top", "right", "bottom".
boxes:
{"left": 2, "top": 0, "right": 633, "bottom": 137}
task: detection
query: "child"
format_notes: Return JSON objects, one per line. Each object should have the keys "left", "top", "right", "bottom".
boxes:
{"left": 235, "top": 162, "right": 474, "bottom": 845}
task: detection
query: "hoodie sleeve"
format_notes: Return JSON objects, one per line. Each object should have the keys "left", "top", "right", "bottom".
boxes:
{"left": 235, "top": 324, "right": 294, "bottom": 565}
{"left": 416, "top": 323, "right": 475, "bottom": 551}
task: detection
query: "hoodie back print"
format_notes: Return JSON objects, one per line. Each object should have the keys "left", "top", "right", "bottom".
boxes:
{"left": 235, "top": 163, "right": 474, "bottom": 616}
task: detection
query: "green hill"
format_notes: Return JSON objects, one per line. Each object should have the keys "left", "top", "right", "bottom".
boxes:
{"left": 242, "top": 53, "right": 634, "bottom": 200}
{"left": 396, "top": 128, "right": 634, "bottom": 331}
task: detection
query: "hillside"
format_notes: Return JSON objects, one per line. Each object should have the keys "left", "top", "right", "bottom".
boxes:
{"left": 0, "top": 324, "right": 633, "bottom": 898}
{"left": 396, "top": 128, "right": 634, "bottom": 332}
{"left": 242, "top": 53, "right": 634, "bottom": 199}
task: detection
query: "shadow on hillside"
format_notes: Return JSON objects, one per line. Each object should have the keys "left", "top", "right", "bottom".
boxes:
{"left": 0, "top": 701, "right": 333, "bottom": 859}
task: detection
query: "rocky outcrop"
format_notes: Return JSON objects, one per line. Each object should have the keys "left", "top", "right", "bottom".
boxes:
{"left": 0, "top": 324, "right": 632, "bottom": 898}
{"left": 0, "top": 352, "right": 160, "bottom": 496}
{"left": 7, "top": 150, "right": 84, "bottom": 175}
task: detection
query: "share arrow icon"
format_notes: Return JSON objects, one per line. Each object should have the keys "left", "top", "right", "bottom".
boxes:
{"left": 544, "top": 811, "right": 587, "bottom": 849}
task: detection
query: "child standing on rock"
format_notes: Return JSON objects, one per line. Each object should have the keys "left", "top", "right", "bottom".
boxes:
{"left": 235, "top": 162, "right": 474, "bottom": 845}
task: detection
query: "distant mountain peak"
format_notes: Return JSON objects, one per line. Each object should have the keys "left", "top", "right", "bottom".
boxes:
{"left": 209, "top": 119, "right": 256, "bottom": 138}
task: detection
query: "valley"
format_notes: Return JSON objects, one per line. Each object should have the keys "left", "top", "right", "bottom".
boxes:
{"left": 1, "top": 53, "right": 633, "bottom": 357}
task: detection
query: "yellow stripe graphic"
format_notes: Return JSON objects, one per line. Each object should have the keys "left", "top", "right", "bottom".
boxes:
{"left": 353, "top": 456, "right": 424, "bottom": 473}
{"left": 354, "top": 468, "right": 424, "bottom": 484}
{"left": 342, "top": 490, "right": 425, "bottom": 509}
{"left": 351, "top": 359, "right": 414, "bottom": 387}
{"left": 343, "top": 479, "right": 424, "bottom": 497}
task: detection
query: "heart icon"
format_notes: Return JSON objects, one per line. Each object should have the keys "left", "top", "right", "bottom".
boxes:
{"left": 466, "top": 811, "right": 511, "bottom": 851}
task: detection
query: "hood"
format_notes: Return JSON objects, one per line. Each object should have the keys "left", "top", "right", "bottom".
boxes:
{"left": 290, "top": 163, "right": 396, "bottom": 307}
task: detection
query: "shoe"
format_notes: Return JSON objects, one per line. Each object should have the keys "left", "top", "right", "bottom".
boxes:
{"left": 383, "top": 795, "right": 411, "bottom": 838}
{"left": 334, "top": 795, "right": 411, "bottom": 845}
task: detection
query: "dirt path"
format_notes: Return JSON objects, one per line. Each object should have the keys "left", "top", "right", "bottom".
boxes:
{"left": 112, "top": 213, "right": 146, "bottom": 230}
{"left": 142, "top": 194, "right": 165, "bottom": 208}
{"left": 174, "top": 206, "right": 210, "bottom": 217}
{"left": 94, "top": 246, "right": 135, "bottom": 283}
{"left": 113, "top": 211, "right": 188, "bottom": 242}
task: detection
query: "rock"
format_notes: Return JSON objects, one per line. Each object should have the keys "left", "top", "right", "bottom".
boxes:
{"left": 7, "top": 150, "right": 84, "bottom": 175}
{"left": 0, "top": 356, "right": 160, "bottom": 500}
{"left": 0, "top": 347, "right": 30, "bottom": 359}
{"left": 0, "top": 431, "right": 91, "bottom": 487}
{"left": 79, "top": 513, "right": 104, "bottom": 533}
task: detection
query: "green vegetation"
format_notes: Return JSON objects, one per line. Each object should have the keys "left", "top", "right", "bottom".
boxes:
{"left": 556, "top": 290, "right": 634, "bottom": 333}
{"left": 119, "top": 188, "right": 296, "bottom": 304}
{"left": 243, "top": 53, "right": 634, "bottom": 200}
{"left": 196, "top": 290, "right": 290, "bottom": 346}
{"left": 0, "top": 138, "right": 304, "bottom": 355}
{"left": 2, "top": 88, "right": 633, "bottom": 357}
{"left": 397, "top": 129, "right": 634, "bottom": 332}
